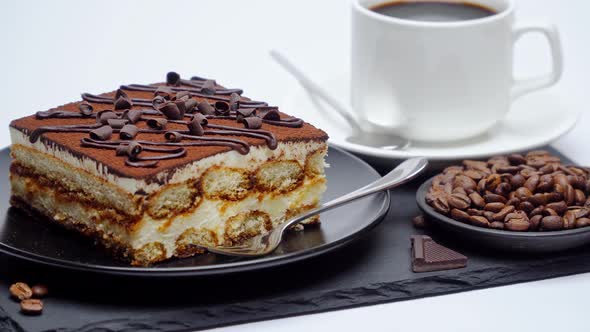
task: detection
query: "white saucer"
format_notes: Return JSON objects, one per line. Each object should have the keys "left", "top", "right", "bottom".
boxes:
{"left": 282, "top": 74, "right": 580, "bottom": 161}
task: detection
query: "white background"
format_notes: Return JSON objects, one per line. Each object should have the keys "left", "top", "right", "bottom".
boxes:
{"left": 1, "top": 0, "right": 590, "bottom": 331}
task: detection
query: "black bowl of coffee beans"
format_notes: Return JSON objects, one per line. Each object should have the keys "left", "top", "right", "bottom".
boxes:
{"left": 416, "top": 150, "right": 590, "bottom": 253}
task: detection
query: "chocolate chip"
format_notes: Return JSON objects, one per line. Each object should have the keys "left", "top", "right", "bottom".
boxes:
{"left": 201, "top": 80, "right": 216, "bottom": 95}
{"left": 107, "top": 118, "right": 129, "bottom": 129}
{"left": 9, "top": 282, "right": 32, "bottom": 300}
{"left": 146, "top": 118, "right": 167, "bottom": 130}
{"left": 97, "top": 110, "right": 118, "bottom": 125}
{"left": 197, "top": 101, "right": 215, "bottom": 115}
{"left": 154, "top": 86, "right": 174, "bottom": 99}
{"left": 31, "top": 285, "right": 48, "bottom": 298}
{"left": 79, "top": 102, "right": 94, "bottom": 116}
{"left": 243, "top": 117, "right": 262, "bottom": 129}
{"left": 165, "top": 131, "right": 183, "bottom": 142}
{"left": 158, "top": 102, "right": 182, "bottom": 120}
{"left": 120, "top": 124, "right": 138, "bottom": 140}
{"left": 166, "top": 71, "right": 181, "bottom": 86}
{"left": 214, "top": 101, "right": 230, "bottom": 115}
{"left": 122, "top": 109, "right": 142, "bottom": 124}
{"left": 89, "top": 125, "right": 113, "bottom": 141}
{"left": 257, "top": 107, "right": 281, "bottom": 121}
{"left": 187, "top": 117, "right": 204, "bottom": 136}
{"left": 20, "top": 299, "right": 43, "bottom": 315}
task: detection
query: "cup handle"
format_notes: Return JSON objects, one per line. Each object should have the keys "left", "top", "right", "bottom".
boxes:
{"left": 511, "top": 23, "right": 563, "bottom": 100}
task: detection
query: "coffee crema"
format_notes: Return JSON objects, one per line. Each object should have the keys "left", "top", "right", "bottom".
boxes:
{"left": 370, "top": 1, "right": 496, "bottom": 22}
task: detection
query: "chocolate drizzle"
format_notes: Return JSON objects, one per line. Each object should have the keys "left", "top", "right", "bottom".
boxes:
{"left": 29, "top": 72, "right": 305, "bottom": 168}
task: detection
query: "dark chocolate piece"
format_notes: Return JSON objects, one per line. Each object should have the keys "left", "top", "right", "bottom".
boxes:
{"left": 411, "top": 235, "right": 467, "bottom": 273}
{"left": 107, "top": 118, "right": 129, "bottom": 129}
{"left": 97, "top": 110, "right": 118, "bottom": 125}
{"left": 197, "top": 101, "right": 215, "bottom": 115}
{"left": 187, "top": 118, "right": 204, "bottom": 136}
{"left": 158, "top": 102, "right": 182, "bottom": 120}
{"left": 214, "top": 101, "right": 230, "bottom": 115}
{"left": 122, "top": 109, "right": 142, "bottom": 124}
{"left": 79, "top": 102, "right": 94, "bottom": 116}
{"left": 154, "top": 86, "right": 174, "bottom": 99}
{"left": 146, "top": 118, "right": 167, "bottom": 130}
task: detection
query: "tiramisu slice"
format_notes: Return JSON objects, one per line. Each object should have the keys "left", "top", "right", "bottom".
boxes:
{"left": 9, "top": 72, "right": 328, "bottom": 266}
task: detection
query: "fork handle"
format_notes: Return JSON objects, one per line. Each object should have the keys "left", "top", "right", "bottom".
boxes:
{"left": 280, "top": 157, "right": 428, "bottom": 232}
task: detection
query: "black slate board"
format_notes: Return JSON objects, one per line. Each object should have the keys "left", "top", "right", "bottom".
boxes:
{"left": 3, "top": 146, "right": 590, "bottom": 332}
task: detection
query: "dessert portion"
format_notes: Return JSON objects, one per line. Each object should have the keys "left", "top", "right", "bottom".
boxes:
{"left": 426, "top": 150, "right": 590, "bottom": 231}
{"left": 9, "top": 72, "right": 329, "bottom": 266}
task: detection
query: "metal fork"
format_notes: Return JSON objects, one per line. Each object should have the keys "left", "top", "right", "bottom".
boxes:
{"left": 202, "top": 157, "right": 428, "bottom": 257}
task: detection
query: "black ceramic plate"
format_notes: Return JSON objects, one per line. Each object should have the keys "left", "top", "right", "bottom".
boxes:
{"left": 416, "top": 177, "right": 590, "bottom": 253}
{"left": 0, "top": 146, "right": 389, "bottom": 277}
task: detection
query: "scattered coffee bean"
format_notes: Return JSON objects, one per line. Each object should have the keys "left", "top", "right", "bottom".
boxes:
{"left": 541, "top": 216, "right": 563, "bottom": 231}
{"left": 9, "top": 282, "right": 32, "bottom": 301}
{"left": 31, "top": 285, "right": 48, "bottom": 298}
{"left": 412, "top": 215, "right": 426, "bottom": 228}
{"left": 20, "top": 299, "right": 43, "bottom": 315}
{"left": 484, "top": 202, "right": 505, "bottom": 213}
{"left": 576, "top": 218, "right": 590, "bottom": 228}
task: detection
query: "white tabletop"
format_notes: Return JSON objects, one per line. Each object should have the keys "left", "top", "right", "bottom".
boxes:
{"left": 2, "top": 0, "right": 590, "bottom": 331}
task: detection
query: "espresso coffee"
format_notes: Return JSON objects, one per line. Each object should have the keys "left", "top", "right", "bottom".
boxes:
{"left": 370, "top": 1, "right": 496, "bottom": 22}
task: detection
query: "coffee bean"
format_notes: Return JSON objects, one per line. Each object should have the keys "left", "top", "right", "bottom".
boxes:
{"left": 443, "top": 165, "right": 464, "bottom": 175}
{"left": 463, "top": 169, "right": 485, "bottom": 180}
{"left": 463, "top": 160, "right": 489, "bottom": 172}
{"left": 574, "top": 207, "right": 590, "bottom": 219}
{"left": 469, "top": 215, "right": 490, "bottom": 228}
{"left": 466, "top": 208, "right": 484, "bottom": 217}
{"left": 529, "top": 215, "right": 543, "bottom": 230}
{"left": 541, "top": 216, "right": 564, "bottom": 231}
{"left": 453, "top": 175, "right": 477, "bottom": 193}
{"left": 539, "top": 163, "right": 558, "bottom": 174}
{"left": 537, "top": 175, "right": 554, "bottom": 192}
{"left": 484, "top": 174, "right": 502, "bottom": 191}
{"left": 484, "top": 193, "right": 507, "bottom": 204}
{"left": 484, "top": 202, "right": 505, "bottom": 213}
{"left": 554, "top": 174, "right": 569, "bottom": 189}
{"left": 563, "top": 210, "right": 577, "bottom": 229}
{"left": 20, "top": 299, "right": 43, "bottom": 315}
{"left": 542, "top": 208, "right": 558, "bottom": 217}
{"left": 518, "top": 201, "right": 535, "bottom": 213}
{"left": 575, "top": 217, "right": 590, "bottom": 228}
{"left": 514, "top": 187, "right": 533, "bottom": 200}
{"left": 490, "top": 221, "right": 505, "bottom": 229}
{"left": 569, "top": 175, "right": 587, "bottom": 190}
{"left": 452, "top": 187, "right": 467, "bottom": 195}
{"left": 510, "top": 174, "right": 526, "bottom": 188}
{"left": 469, "top": 192, "right": 485, "bottom": 208}
{"left": 528, "top": 193, "right": 548, "bottom": 206}
{"left": 546, "top": 201, "right": 567, "bottom": 215}
{"left": 564, "top": 184, "right": 575, "bottom": 206}
{"left": 524, "top": 174, "right": 540, "bottom": 192}
{"left": 483, "top": 211, "right": 495, "bottom": 221}
{"left": 504, "top": 211, "right": 530, "bottom": 231}
{"left": 449, "top": 193, "right": 471, "bottom": 210}
{"left": 492, "top": 205, "right": 515, "bottom": 221}
{"left": 451, "top": 208, "right": 471, "bottom": 222}
{"left": 530, "top": 205, "right": 545, "bottom": 217}
{"left": 488, "top": 155, "right": 510, "bottom": 166}
{"left": 31, "top": 285, "right": 48, "bottom": 298}
{"left": 494, "top": 182, "right": 512, "bottom": 197}
{"left": 432, "top": 196, "right": 450, "bottom": 214}
{"left": 9, "top": 283, "right": 32, "bottom": 301}
{"left": 477, "top": 178, "right": 487, "bottom": 193}
{"left": 508, "top": 153, "right": 526, "bottom": 165}
{"left": 506, "top": 197, "right": 520, "bottom": 207}
{"left": 575, "top": 189, "right": 586, "bottom": 206}
{"left": 496, "top": 166, "right": 520, "bottom": 174}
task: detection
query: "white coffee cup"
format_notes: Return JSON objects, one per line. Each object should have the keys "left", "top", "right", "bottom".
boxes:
{"left": 351, "top": 0, "right": 562, "bottom": 142}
